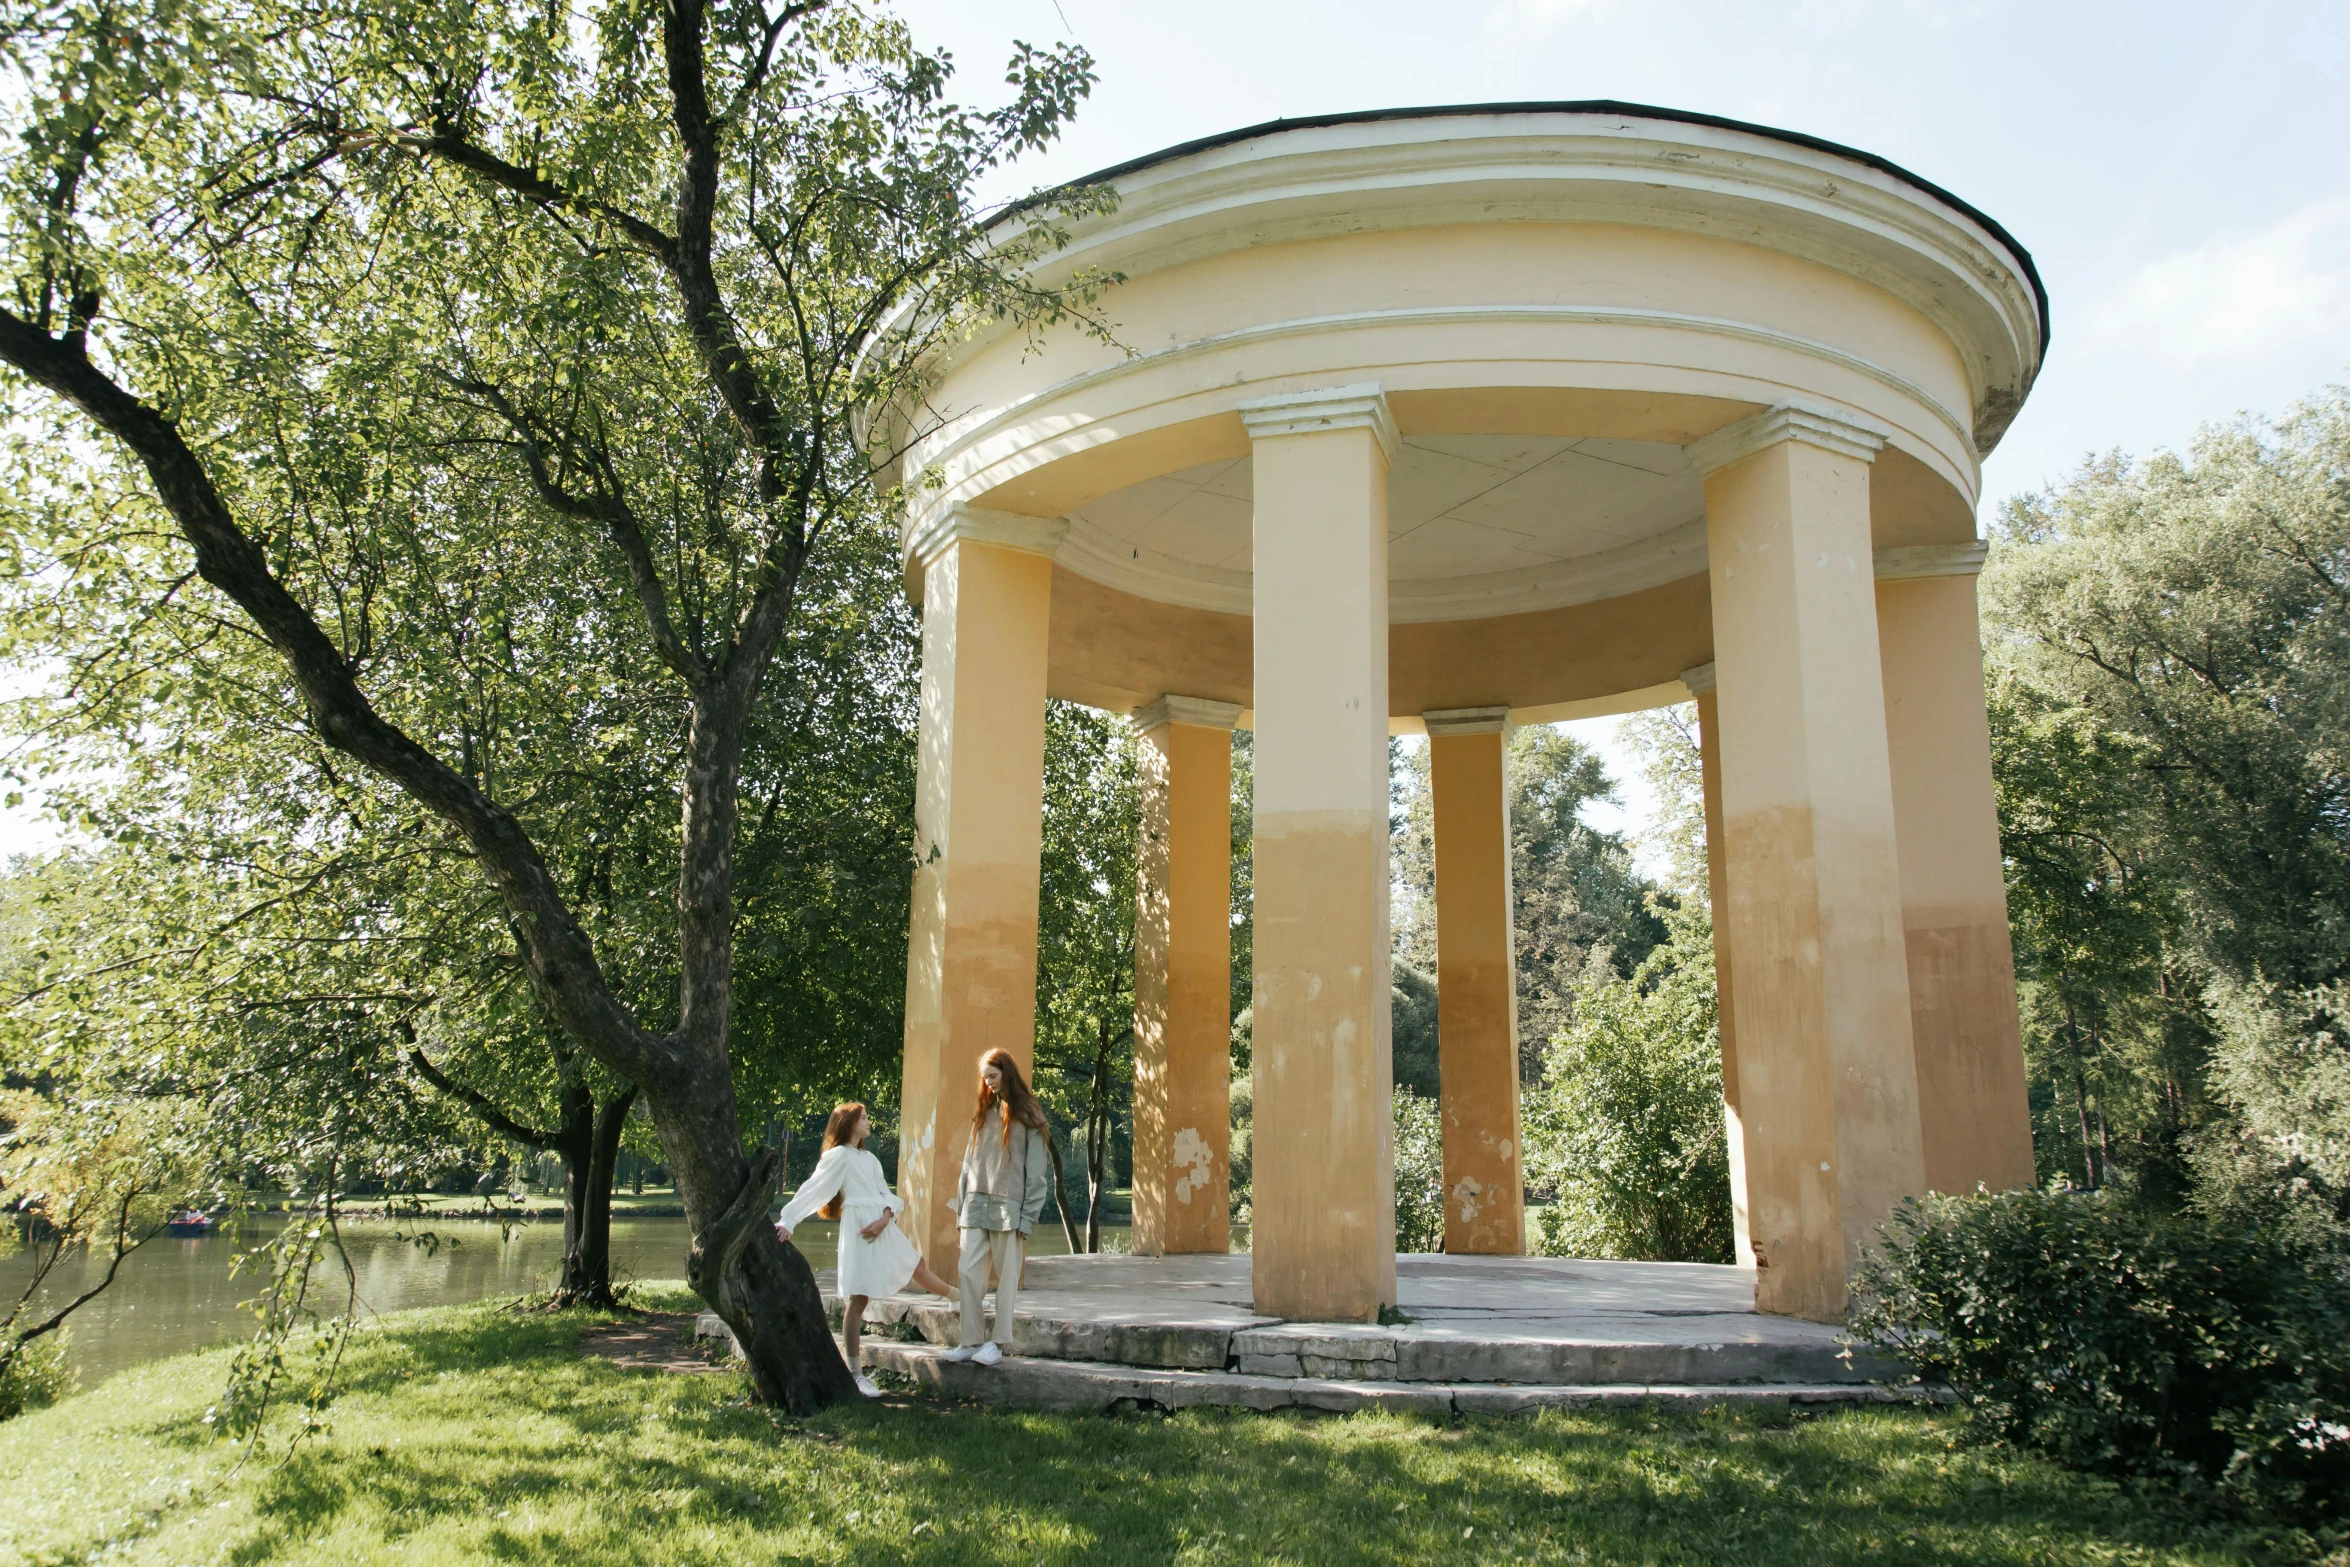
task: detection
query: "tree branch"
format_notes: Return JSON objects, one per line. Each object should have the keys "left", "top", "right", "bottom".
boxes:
{"left": 444, "top": 373, "right": 707, "bottom": 680}
{"left": 407, "top": 1048, "right": 561, "bottom": 1148}
{"left": 380, "top": 130, "right": 677, "bottom": 261}
{"left": 0, "top": 306, "right": 672, "bottom": 1087}
{"left": 723, "top": 2, "right": 831, "bottom": 128}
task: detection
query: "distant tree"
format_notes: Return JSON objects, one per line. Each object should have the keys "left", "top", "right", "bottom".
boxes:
{"left": 1984, "top": 391, "right": 2350, "bottom": 1221}
{"left": 1619, "top": 705, "right": 1708, "bottom": 901}
{"left": 1521, "top": 899, "right": 1732, "bottom": 1263}
{"left": 1032, "top": 702, "right": 1137, "bottom": 1249}
{"left": 1388, "top": 726, "right": 1663, "bottom": 1084}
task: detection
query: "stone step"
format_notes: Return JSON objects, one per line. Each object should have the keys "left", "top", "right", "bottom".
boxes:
{"left": 858, "top": 1342, "right": 1946, "bottom": 1416}
{"left": 828, "top": 1294, "right": 1893, "bottom": 1386}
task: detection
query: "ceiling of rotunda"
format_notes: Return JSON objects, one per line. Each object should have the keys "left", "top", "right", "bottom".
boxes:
{"left": 1057, "top": 435, "right": 1708, "bottom": 622}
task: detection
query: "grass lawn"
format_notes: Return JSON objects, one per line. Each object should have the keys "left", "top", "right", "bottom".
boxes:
{"left": 0, "top": 1284, "right": 2321, "bottom": 1567}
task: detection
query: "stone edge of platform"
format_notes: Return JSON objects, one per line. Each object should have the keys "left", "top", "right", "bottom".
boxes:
{"left": 858, "top": 1342, "right": 1951, "bottom": 1416}
{"left": 816, "top": 1294, "right": 1902, "bottom": 1385}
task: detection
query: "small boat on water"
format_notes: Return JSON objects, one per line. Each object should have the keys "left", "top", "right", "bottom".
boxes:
{"left": 165, "top": 1210, "right": 214, "bottom": 1236}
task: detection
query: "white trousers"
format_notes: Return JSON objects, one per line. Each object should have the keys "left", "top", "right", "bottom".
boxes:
{"left": 957, "top": 1227, "right": 1023, "bottom": 1349}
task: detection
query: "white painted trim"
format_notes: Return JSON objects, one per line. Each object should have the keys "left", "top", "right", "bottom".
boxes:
{"left": 1873, "top": 541, "right": 1988, "bottom": 580}
{"left": 902, "top": 301, "right": 1978, "bottom": 516}
{"left": 1423, "top": 706, "right": 1511, "bottom": 737}
{"left": 906, "top": 504, "right": 1068, "bottom": 573}
{"left": 1236, "top": 382, "right": 1400, "bottom": 465}
{"left": 1133, "top": 694, "right": 1244, "bottom": 731}
{"left": 1684, "top": 398, "right": 1890, "bottom": 477}
{"left": 1679, "top": 662, "right": 1717, "bottom": 695}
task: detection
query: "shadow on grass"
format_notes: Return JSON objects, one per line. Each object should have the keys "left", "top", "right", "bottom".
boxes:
{"left": 83, "top": 1300, "right": 2297, "bottom": 1566}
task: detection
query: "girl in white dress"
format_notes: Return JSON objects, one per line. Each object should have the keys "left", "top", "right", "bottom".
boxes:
{"left": 775, "top": 1101, "right": 954, "bottom": 1398}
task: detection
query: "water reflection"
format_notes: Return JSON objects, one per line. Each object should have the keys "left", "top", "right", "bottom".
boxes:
{"left": 2, "top": 1213, "right": 1126, "bottom": 1387}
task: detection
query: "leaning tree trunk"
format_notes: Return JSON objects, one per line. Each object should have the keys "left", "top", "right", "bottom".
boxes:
{"left": 666, "top": 688, "right": 859, "bottom": 1413}
{"left": 656, "top": 1092, "right": 852, "bottom": 1412}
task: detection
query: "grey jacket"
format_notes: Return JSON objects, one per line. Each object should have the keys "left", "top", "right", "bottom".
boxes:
{"left": 952, "top": 1118, "right": 1054, "bottom": 1234}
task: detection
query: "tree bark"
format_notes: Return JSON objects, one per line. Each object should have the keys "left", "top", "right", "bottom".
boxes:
{"left": 570, "top": 1084, "right": 638, "bottom": 1302}
{"left": 409, "top": 1047, "right": 638, "bottom": 1307}
{"left": 1085, "top": 1018, "right": 1111, "bottom": 1253}
{"left": 1041, "top": 1125, "right": 1081, "bottom": 1254}
{"left": 2061, "top": 1000, "right": 2099, "bottom": 1189}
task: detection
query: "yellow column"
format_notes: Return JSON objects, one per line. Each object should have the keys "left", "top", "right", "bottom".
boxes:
{"left": 1424, "top": 706, "right": 1524, "bottom": 1255}
{"left": 1874, "top": 546, "right": 2036, "bottom": 1194}
{"left": 1690, "top": 401, "right": 1926, "bottom": 1322}
{"left": 1241, "top": 383, "right": 1398, "bottom": 1323}
{"left": 1132, "top": 695, "right": 1240, "bottom": 1256}
{"left": 1683, "top": 662, "right": 1755, "bottom": 1268}
{"left": 897, "top": 506, "right": 1061, "bottom": 1280}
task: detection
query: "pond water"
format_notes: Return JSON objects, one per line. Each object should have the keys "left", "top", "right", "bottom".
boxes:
{"left": 3, "top": 1213, "right": 1128, "bottom": 1388}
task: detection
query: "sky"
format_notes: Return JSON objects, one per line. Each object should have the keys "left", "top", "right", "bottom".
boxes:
{"left": 882, "top": 0, "right": 2350, "bottom": 867}
{"left": 5, "top": 0, "right": 2348, "bottom": 865}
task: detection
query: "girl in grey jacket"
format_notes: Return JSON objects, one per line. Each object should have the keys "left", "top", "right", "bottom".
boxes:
{"left": 944, "top": 1048, "right": 1054, "bottom": 1365}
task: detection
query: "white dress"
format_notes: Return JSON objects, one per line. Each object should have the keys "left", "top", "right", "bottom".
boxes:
{"left": 777, "top": 1145, "right": 922, "bottom": 1299}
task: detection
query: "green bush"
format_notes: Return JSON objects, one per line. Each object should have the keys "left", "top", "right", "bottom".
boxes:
{"left": 1393, "top": 1089, "right": 1444, "bottom": 1254}
{"left": 1852, "top": 1188, "right": 2350, "bottom": 1526}
{"left": 0, "top": 1332, "right": 74, "bottom": 1420}
{"left": 1522, "top": 900, "right": 1732, "bottom": 1262}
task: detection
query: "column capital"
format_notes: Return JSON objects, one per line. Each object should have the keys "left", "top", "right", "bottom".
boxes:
{"left": 908, "top": 503, "right": 1068, "bottom": 574}
{"left": 1684, "top": 397, "right": 1890, "bottom": 478}
{"left": 1422, "top": 705, "right": 1511, "bottom": 737}
{"left": 1873, "top": 541, "right": 1988, "bottom": 580}
{"left": 1133, "top": 694, "right": 1244, "bottom": 733}
{"left": 1237, "top": 382, "right": 1400, "bottom": 467}
{"left": 1679, "top": 662, "right": 1718, "bottom": 695}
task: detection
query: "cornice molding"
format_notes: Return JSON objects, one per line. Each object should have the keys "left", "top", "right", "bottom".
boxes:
{"left": 1237, "top": 382, "right": 1400, "bottom": 466}
{"left": 944, "top": 112, "right": 2042, "bottom": 454}
{"left": 1873, "top": 541, "right": 1988, "bottom": 580}
{"left": 1133, "top": 694, "right": 1245, "bottom": 732}
{"left": 1423, "top": 705, "right": 1511, "bottom": 737}
{"left": 1679, "top": 662, "right": 1717, "bottom": 695}
{"left": 901, "top": 303, "right": 1978, "bottom": 511}
{"left": 906, "top": 504, "right": 1068, "bottom": 573}
{"left": 1684, "top": 397, "right": 1891, "bottom": 477}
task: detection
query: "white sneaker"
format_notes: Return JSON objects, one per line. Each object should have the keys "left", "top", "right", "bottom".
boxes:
{"left": 854, "top": 1373, "right": 882, "bottom": 1399}
{"left": 943, "top": 1344, "right": 980, "bottom": 1363}
{"left": 972, "top": 1341, "right": 1003, "bottom": 1367}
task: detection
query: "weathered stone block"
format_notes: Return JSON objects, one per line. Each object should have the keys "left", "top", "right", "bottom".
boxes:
{"left": 1299, "top": 1354, "right": 1395, "bottom": 1380}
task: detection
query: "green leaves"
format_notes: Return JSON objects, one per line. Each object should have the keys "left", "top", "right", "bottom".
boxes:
{"left": 1984, "top": 391, "right": 2350, "bottom": 1207}
{"left": 1523, "top": 899, "right": 1732, "bottom": 1264}
{"left": 1852, "top": 1188, "right": 2350, "bottom": 1526}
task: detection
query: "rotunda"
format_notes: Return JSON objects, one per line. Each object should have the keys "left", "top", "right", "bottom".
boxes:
{"left": 873, "top": 102, "right": 2046, "bottom": 1324}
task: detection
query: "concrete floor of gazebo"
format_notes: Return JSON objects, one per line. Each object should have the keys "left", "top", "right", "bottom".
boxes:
{"left": 788, "top": 1254, "right": 1932, "bottom": 1415}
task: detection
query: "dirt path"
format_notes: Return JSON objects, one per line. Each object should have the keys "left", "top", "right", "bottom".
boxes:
{"left": 577, "top": 1312, "right": 731, "bottom": 1374}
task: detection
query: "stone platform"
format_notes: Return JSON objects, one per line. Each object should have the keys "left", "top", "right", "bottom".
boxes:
{"left": 800, "top": 1254, "right": 1934, "bottom": 1415}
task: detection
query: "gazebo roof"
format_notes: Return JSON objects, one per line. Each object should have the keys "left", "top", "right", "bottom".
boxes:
{"left": 1054, "top": 100, "right": 2047, "bottom": 353}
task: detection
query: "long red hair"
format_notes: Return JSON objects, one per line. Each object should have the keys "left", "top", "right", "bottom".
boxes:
{"left": 971, "top": 1050, "right": 1046, "bottom": 1145}
{"left": 816, "top": 1101, "right": 867, "bottom": 1221}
